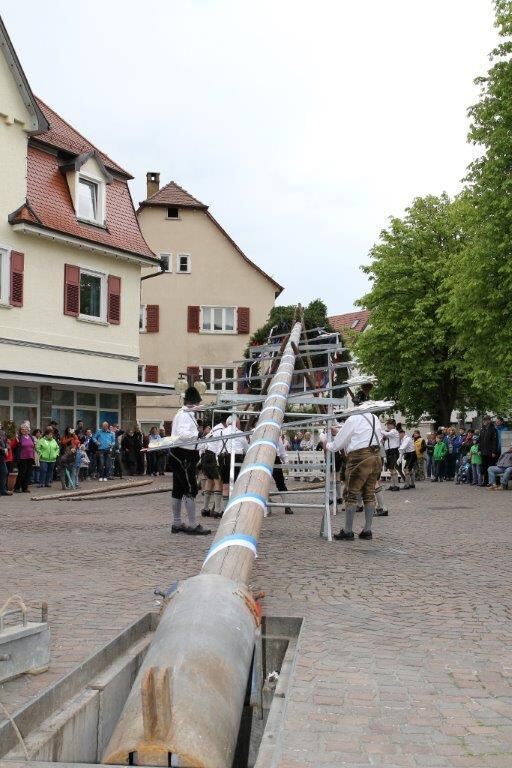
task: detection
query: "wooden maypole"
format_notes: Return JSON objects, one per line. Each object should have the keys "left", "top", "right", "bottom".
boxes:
{"left": 103, "top": 322, "right": 303, "bottom": 768}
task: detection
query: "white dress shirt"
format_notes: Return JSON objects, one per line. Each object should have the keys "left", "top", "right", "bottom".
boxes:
{"left": 277, "top": 436, "right": 287, "bottom": 463}
{"left": 207, "top": 423, "right": 225, "bottom": 456}
{"left": 221, "top": 425, "right": 249, "bottom": 455}
{"left": 382, "top": 428, "right": 400, "bottom": 449}
{"left": 399, "top": 435, "right": 415, "bottom": 455}
{"left": 326, "top": 414, "right": 382, "bottom": 454}
{"left": 171, "top": 407, "right": 199, "bottom": 450}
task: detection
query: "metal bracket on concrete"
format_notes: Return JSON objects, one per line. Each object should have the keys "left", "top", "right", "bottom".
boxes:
{"left": 0, "top": 597, "right": 50, "bottom": 684}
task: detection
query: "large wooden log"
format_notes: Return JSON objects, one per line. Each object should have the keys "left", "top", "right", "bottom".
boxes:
{"left": 103, "top": 322, "right": 303, "bottom": 768}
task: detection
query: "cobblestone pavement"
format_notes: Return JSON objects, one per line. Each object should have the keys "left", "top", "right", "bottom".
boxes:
{"left": 1, "top": 477, "right": 512, "bottom": 767}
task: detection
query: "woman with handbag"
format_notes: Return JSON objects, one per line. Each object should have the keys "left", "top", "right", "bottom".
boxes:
{"left": 13, "top": 423, "right": 36, "bottom": 492}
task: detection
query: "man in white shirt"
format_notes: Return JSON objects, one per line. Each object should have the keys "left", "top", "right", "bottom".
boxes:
{"left": 325, "top": 413, "right": 383, "bottom": 540}
{"left": 169, "top": 387, "right": 211, "bottom": 535}
{"left": 218, "top": 416, "right": 249, "bottom": 513}
{"left": 398, "top": 428, "right": 417, "bottom": 490}
{"left": 201, "top": 419, "right": 224, "bottom": 518}
{"left": 382, "top": 418, "right": 401, "bottom": 491}
{"left": 271, "top": 434, "right": 294, "bottom": 515}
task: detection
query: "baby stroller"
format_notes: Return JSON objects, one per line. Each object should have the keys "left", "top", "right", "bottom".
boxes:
{"left": 455, "top": 458, "right": 471, "bottom": 485}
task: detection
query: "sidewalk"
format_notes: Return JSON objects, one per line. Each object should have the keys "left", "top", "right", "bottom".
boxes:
{"left": 1, "top": 478, "right": 512, "bottom": 766}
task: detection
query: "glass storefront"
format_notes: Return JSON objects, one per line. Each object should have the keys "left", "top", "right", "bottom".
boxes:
{"left": 0, "top": 385, "right": 120, "bottom": 431}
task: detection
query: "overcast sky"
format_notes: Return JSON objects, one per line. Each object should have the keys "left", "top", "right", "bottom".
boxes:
{"left": 2, "top": 1, "right": 497, "bottom": 314}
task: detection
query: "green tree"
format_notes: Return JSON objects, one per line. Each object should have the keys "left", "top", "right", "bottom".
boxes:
{"left": 444, "top": 0, "right": 512, "bottom": 410}
{"left": 248, "top": 299, "right": 333, "bottom": 346}
{"left": 355, "top": 194, "right": 482, "bottom": 427}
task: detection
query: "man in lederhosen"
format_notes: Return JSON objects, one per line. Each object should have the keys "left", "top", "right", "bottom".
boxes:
{"left": 201, "top": 418, "right": 225, "bottom": 519}
{"left": 170, "top": 387, "right": 211, "bottom": 535}
{"left": 218, "top": 416, "right": 248, "bottom": 513}
{"left": 325, "top": 412, "right": 383, "bottom": 540}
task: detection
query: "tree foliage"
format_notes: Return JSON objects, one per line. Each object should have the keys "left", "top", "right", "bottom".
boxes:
{"left": 246, "top": 299, "right": 349, "bottom": 390}
{"left": 355, "top": 194, "right": 483, "bottom": 426}
{"left": 443, "top": 0, "right": 512, "bottom": 409}
{"left": 247, "top": 299, "right": 334, "bottom": 346}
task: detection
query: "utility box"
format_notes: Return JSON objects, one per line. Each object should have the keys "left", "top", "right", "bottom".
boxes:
{"left": 0, "top": 597, "right": 50, "bottom": 684}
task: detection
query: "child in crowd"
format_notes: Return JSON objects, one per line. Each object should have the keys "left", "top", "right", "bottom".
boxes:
{"left": 470, "top": 437, "right": 483, "bottom": 486}
{"left": 59, "top": 445, "right": 77, "bottom": 490}
{"left": 76, "top": 444, "right": 89, "bottom": 484}
{"left": 431, "top": 434, "right": 448, "bottom": 482}
{"left": 456, "top": 453, "right": 472, "bottom": 484}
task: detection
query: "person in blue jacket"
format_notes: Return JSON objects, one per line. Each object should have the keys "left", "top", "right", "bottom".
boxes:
{"left": 92, "top": 422, "right": 115, "bottom": 481}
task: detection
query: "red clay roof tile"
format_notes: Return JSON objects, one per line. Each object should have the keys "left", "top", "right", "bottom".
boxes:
{"left": 140, "top": 180, "right": 208, "bottom": 209}
{"left": 35, "top": 98, "right": 131, "bottom": 177}
{"left": 329, "top": 310, "right": 370, "bottom": 333}
{"left": 13, "top": 145, "right": 156, "bottom": 261}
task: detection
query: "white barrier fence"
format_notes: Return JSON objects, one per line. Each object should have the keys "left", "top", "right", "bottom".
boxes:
{"left": 284, "top": 450, "right": 325, "bottom": 480}
{"left": 284, "top": 450, "right": 393, "bottom": 482}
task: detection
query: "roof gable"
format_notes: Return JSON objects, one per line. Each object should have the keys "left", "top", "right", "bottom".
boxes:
{"left": 139, "top": 180, "right": 208, "bottom": 209}
{"left": 0, "top": 16, "right": 48, "bottom": 134}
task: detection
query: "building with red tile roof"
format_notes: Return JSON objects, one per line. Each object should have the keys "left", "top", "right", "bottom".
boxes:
{"left": 141, "top": 180, "right": 208, "bottom": 210}
{"left": 329, "top": 310, "right": 370, "bottom": 335}
{"left": 0, "top": 15, "right": 171, "bottom": 432}
{"left": 136, "top": 172, "right": 283, "bottom": 423}
{"left": 9, "top": 98, "right": 156, "bottom": 263}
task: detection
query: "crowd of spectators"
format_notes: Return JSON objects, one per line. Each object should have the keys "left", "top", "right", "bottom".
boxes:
{"left": 0, "top": 418, "right": 171, "bottom": 496}
{"left": 418, "top": 416, "right": 511, "bottom": 488}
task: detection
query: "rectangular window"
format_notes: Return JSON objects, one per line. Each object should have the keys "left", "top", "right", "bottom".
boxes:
{"left": 52, "top": 388, "right": 74, "bottom": 407}
{"left": 76, "top": 392, "right": 97, "bottom": 407}
{"left": 138, "top": 365, "right": 144, "bottom": 383}
{"left": 0, "top": 248, "right": 9, "bottom": 305}
{"left": 13, "top": 386, "right": 38, "bottom": 404}
{"left": 100, "top": 392, "right": 119, "bottom": 410}
{"left": 200, "top": 306, "right": 237, "bottom": 333}
{"left": 81, "top": 275, "right": 100, "bottom": 317}
{"left": 166, "top": 207, "right": 179, "bottom": 219}
{"left": 139, "top": 305, "right": 147, "bottom": 332}
{"left": 80, "top": 271, "right": 103, "bottom": 319}
{"left": 75, "top": 408, "right": 97, "bottom": 431}
{"left": 51, "top": 406, "right": 74, "bottom": 430}
{"left": 201, "top": 367, "right": 235, "bottom": 393}
{"left": 0, "top": 385, "right": 9, "bottom": 401}
{"left": 160, "top": 253, "right": 172, "bottom": 272}
{"left": 176, "top": 254, "right": 191, "bottom": 273}
{"left": 99, "top": 410, "right": 119, "bottom": 426}
{"left": 78, "top": 178, "right": 98, "bottom": 221}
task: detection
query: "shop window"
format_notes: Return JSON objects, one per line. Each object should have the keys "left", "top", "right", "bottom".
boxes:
{"left": 100, "top": 392, "right": 119, "bottom": 410}
{"left": 13, "top": 386, "right": 38, "bottom": 404}
{"left": 0, "top": 405, "right": 10, "bottom": 423}
{"left": 75, "top": 409, "right": 97, "bottom": 431}
{"left": 51, "top": 407, "right": 74, "bottom": 430}
{"left": 77, "top": 392, "right": 97, "bottom": 407}
{"left": 53, "top": 389, "right": 74, "bottom": 406}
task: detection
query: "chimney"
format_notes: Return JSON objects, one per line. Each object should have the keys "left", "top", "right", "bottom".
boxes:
{"left": 146, "top": 171, "right": 160, "bottom": 199}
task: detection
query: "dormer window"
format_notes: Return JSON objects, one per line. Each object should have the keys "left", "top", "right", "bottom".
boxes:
{"left": 60, "top": 151, "right": 112, "bottom": 228}
{"left": 78, "top": 178, "right": 99, "bottom": 222}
